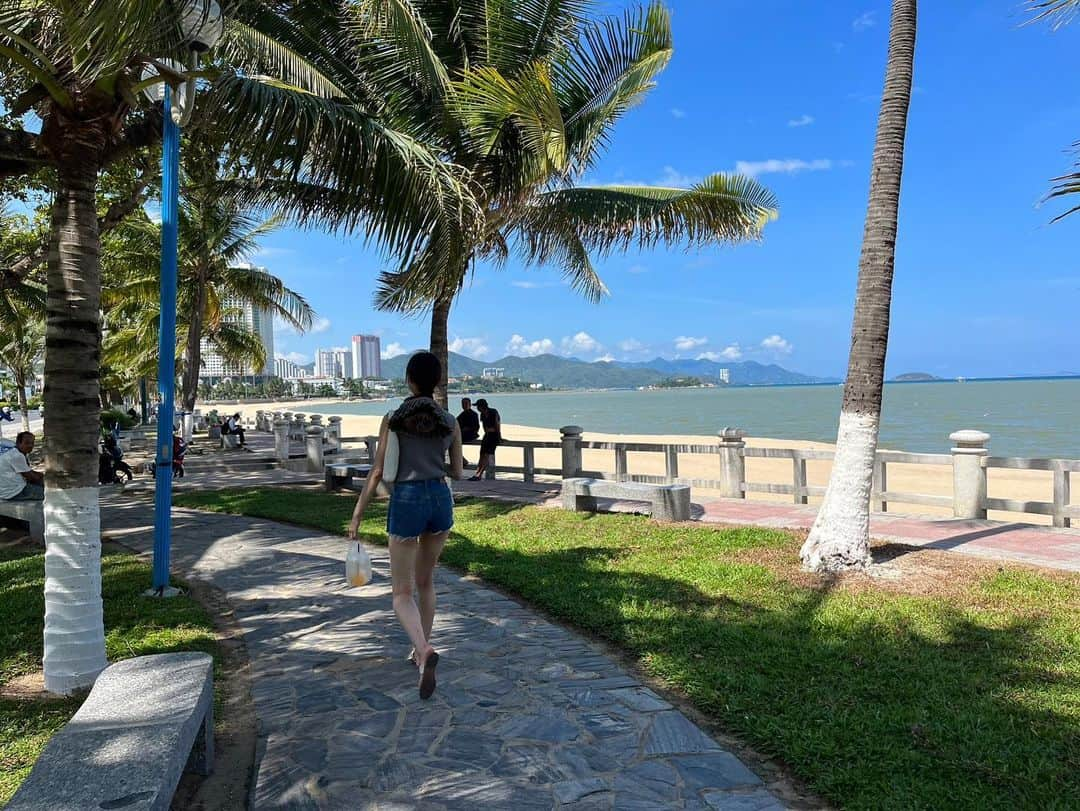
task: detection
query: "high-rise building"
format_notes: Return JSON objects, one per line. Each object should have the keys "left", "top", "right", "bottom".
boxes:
{"left": 199, "top": 277, "right": 275, "bottom": 378}
{"left": 718, "top": 368, "right": 730, "bottom": 384}
{"left": 274, "top": 357, "right": 303, "bottom": 379}
{"left": 351, "top": 334, "right": 382, "bottom": 379}
{"left": 316, "top": 347, "right": 351, "bottom": 378}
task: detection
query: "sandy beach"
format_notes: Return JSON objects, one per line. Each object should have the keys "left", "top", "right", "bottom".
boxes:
{"left": 241, "top": 399, "right": 1058, "bottom": 526}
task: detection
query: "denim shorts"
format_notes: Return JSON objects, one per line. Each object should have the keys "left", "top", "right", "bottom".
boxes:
{"left": 387, "top": 479, "right": 454, "bottom": 539}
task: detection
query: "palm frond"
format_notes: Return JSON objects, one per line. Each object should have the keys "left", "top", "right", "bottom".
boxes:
{"left": 200, "top": 72, "right": 482, "bottom": 264}
{"left": 1027, "top": 0, "right": 1080, "bottom": 27}
{"left": 453, "top": 61, "right": 568, "bottom": 175}
{"left": 1047, "top": 166, "right": 1080, "bottom": 221}
{"left": 348, "top": 0, "right": 450, "bottom": 97}
{"left": 512, "top": 217, "right": 607, "bottom": 302}
{"left": 524, "top": 174, "right": 778, "bottom": 255}
{"left": 220, "top": 18, "right": 349, "bottom": 99}
{"left": 556, "top": 1, "right": 672, "bottom": 174}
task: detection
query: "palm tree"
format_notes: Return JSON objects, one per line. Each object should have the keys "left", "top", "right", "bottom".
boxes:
{"left": 355, "top": 0, "right": 778, "bottom": 405}
{"left": 1029, "top": 1, "right": 1080, "bottom": 218}
{"left": 104, "top": 188, "right": 313, "bottom": 412}
{"left": 799, "top": 0, "right": 917, "bottom": 572}
{"left": 0, "top": 0, "right": 478, "bottom": 694}
{"left": 0, "top": 293, "right": 46, "bottom": 433}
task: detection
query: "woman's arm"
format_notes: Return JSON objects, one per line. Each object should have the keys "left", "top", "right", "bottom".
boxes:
{"left": 348, "top": 416, "right": 389, "bottom": 540}
{"left": 448, "top": 423, "right": 464, "bottom": 480}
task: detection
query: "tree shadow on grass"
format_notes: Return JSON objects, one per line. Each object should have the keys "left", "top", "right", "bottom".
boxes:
{"left": 115, "top": 493, "right": 1078, "bottom": 811}
{"left": 439, "top": 531, "right": 1078, "bottom": 811}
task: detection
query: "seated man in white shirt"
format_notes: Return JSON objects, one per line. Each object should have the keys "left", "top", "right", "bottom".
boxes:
{"left": 0, "top": 431, "right": 44, "bottom": 501}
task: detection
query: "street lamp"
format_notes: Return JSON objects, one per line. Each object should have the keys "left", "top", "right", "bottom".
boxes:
{"left": 147, "top": 1, "right": 223, "bottom": 596}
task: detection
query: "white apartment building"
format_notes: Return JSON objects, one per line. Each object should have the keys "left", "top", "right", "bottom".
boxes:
{"left": 351, "top": 334, "right": 382, "bottom": 379}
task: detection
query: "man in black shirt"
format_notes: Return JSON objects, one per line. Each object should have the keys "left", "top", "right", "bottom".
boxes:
{"left": 457, "top": 398, "right": 480, "bottom": 443}
{"left": 470, "top": 399, "right": 501, "bottom": 480}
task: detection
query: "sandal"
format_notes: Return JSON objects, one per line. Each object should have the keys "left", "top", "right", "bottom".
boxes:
{"left": 468, "top": 475, "right": 481, "bottom": 481}
{"left": 419, "top": 651, "right": 439, "bottom": 700}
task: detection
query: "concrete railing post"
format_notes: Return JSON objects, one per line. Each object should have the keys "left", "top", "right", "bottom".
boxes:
{"left": 309, "top": 414, "right": 324, "bottom": 428}
{"left": 255, "top": 410, "right": 265, "bottom": 432}
{"left": 364, "top": 437, "right": 377, "bottom": 465}
{"left": 717, "top": 427, "right": 746, "bottom": 499}
{"left": 273, "top": 420, "right": 290, "bottom": 467}
{"left": 306, "top": 425, "right": 325, "bottom": 473}
{"left": 327, "top": 416, "right": 342, "bottom": 453}
{"left": 560, "top": 426, "right": 583, "bottom": 479}
{"left": 950, "top": 430, "right": 990, "bottom": 519}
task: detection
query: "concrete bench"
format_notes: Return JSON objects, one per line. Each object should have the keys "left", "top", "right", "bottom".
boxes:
{"left": 562, "top": 477, "right": 691, "bottom": 522}
{"left": 325, "top": 463, "right": 371, "bottom": 492}
{"left": 221, "top": 433, "right": 240, "bottom": 449}
{"left": 0, "top": 498, "right": 43, "bottom": 542}
{"left": 8, "top": 652, "right": 214, "bottom": 811}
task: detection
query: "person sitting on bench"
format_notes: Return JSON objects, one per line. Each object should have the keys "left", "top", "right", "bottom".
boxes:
{"left": 223, "top": 413, "right": 246, "bottom": 446}
{"left": 0, "top": 431, "right": 43, "bottom": 501}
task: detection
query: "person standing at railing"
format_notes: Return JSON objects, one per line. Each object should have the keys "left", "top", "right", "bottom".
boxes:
{"left": 470, "top": 399, "right": 501, "bottom": 481}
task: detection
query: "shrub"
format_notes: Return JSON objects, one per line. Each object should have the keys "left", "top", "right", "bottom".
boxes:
{"left": 100, "top": 408, "right": 136, "bottom": 431}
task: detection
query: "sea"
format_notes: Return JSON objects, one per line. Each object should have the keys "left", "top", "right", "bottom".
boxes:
{"left": 306, "top": 378, "right": 1080, "bottom": 460}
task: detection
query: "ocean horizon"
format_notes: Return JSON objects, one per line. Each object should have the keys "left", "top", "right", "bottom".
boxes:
{"left": 305, "top": 377, "right": 1080, "bottom": 460}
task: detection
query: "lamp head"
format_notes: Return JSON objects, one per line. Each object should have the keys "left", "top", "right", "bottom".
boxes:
{"left": 178, "top": 0, "right": 224, "bottom": 53}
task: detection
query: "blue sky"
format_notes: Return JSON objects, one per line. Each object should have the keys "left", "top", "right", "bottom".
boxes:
{"left": 264, "top": 1, "right": 1080, "bottom": 379}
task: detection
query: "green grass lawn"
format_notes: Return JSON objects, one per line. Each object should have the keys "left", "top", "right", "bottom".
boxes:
{"left": 175, "top": 487, "right": 1080, "bottom": 810}
{"left": 0, "top": 542, "right": 218, "bottom": 805}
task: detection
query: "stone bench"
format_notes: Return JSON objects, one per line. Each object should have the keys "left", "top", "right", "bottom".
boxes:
{"left": 325, "top": 463, "right": 371, "bottom": 492}
{"left": 221, "top": 432, "right": 240, "bottom": 449}
{"left": 0, "top": 498, "right": 44, "bottom": 542}
{"left": 562, "top": 477, "right": 691, "bottom": 522}
{"left": 8, "top": 652, "right": 214, "bottom": 811}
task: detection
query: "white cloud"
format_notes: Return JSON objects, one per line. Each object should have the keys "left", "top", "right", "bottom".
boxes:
{"left": 254, "top": 246, "right": 296, "bottom": 259}
{"left": 381, "top": 342, "right": 407, "bottom": 359}
{"left": 761, "top": 334, "right": 793, "bottom": 354}
{"left": 619, "top": 338, "right": 646, "bottom": 352}
{"left": 561, "top": 331, "right": 602, "bottom": 356}
{"left": 276, "top": 351, "right": 310, "bottom": 365}
{"left": 735, "top": 158, "right": 836, "bottom": 177}
{"left": 670, "top": 108, "right": 686, "bottom": 119}
{"left": 852, "top": 11, "right": 875, "bottom": 32}
{"left": 698, "top": 344, "right": 743, "bottom": 361}
{"left": 595, "top": 354, "right": 616, "bottom": 363}
{"left": 449, "top": 336, "right": 490, "bottom": 359}
{"left": 311, "top": 316, "right": 332, "bottom": 334}
{"left": 656, "top": 166, "right": 701, "bottom": 187}
{"left": 627, "top": 264, "right": 649, "bottom": 274}
{"left": 506, "top": 334, "right": 555, "bottom": 357}
{"left": 674, "top": 336, "right": 708, "bottom": 351}
{"left": 787, "top": 114, "right": 815, "bottom": 128}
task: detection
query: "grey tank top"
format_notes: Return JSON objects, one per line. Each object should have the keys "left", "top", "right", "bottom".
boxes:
{"left": 389, "top": 398, "right": 456, "bottom": 482}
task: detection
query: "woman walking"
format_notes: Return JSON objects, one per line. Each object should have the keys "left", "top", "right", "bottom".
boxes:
{"left": 348, "top": 352, "right": 464, "bottom": 699}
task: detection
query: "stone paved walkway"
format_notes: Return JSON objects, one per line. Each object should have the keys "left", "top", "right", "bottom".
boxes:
{"left": 99, "top": 494, "right": 787, "bottom": 810}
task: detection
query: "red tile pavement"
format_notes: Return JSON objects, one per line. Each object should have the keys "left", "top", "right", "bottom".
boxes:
{"left": 451, "top": 480, "right": 1080, "bottom": 572}
{"left": 696, "top": 498, "right": 1080, "bottom": 572}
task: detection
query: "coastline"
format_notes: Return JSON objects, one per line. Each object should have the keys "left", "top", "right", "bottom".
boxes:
{"left": 239, "top": 399, "right": 1057, "bottom": 526}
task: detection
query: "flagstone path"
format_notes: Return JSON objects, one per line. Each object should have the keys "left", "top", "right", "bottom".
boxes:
{"left": 100, "top": 494, "right": 789, "bottom": 810}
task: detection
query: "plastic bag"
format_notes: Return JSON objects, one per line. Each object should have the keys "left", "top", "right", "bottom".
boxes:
{"left": 346, "top": 542, "right": 372, "bottom": 587}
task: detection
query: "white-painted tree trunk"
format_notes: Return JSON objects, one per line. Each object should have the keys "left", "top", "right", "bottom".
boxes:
{"left": 42, "top": 486, "right": 107, "bottom": 694}
{"left": 799, "top": 411, "right": 878, "bottom": 571}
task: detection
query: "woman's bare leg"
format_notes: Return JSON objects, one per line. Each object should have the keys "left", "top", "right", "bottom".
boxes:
{"left": 415, "top": 530, "right": 448, "bottom": 642}
{"left": 388, "top": 537, "right": 434, "bottom": 663}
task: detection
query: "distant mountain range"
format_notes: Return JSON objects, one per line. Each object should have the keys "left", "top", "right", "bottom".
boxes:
{"left": 380, "top": 351, "right": 833, "bottom": 389}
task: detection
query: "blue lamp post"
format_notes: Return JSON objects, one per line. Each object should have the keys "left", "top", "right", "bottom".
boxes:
{"left": 149, "top": 0, "right": 224, "bottom": 595}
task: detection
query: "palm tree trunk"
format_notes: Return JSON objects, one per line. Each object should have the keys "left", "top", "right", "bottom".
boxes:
{"left": 429, "top": 294, "right": 453, "bottom": 408}
{"left": 16, "top": 373, "right": 30, "bottom": 433}
{"left": 800, "top": 0, "right": 917, "bottom": 572}
{"left": 181, "top": 275, "right": 206, "bottom": 413}
{"left": 41, "top": 161, "right": 108, "bottom": 694}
